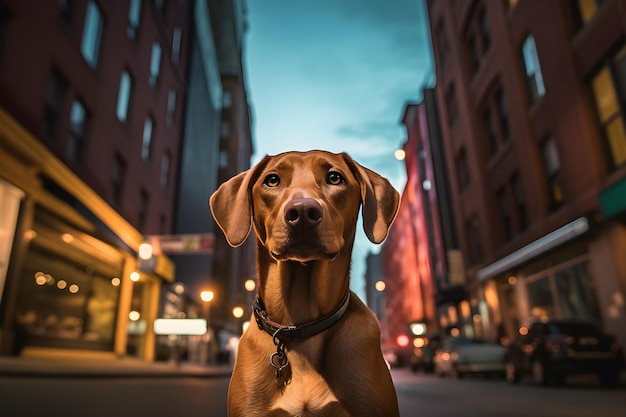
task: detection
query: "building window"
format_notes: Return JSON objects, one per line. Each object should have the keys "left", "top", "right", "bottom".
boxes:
{"left": 445, "top": 85, "right": 458, "bottom": 127}
{"left": 166, "top": 89, "right": 176, "bottom": 128}
{"left": 159, "top": 214, "right": 167, "bottom": 234}
{"left": 569, "top": 0, "right": 603, "bottom": 31}
{"left": 590, "top": 45, "right": 626, "bottom": 170}
{"left": 112, "top": 153, "right": 126, "bottom": 206}
{"left": 511, "top": 173, "right": 528, "bottom": 232}
{"left": 66, "top": 100, "right": 88, "bottom": 165}
{"left": 128, "top": 0, "right": 141, "bottom": 39}
{"left": 522, "top": 35, "right": 546, "bottom": 104}
{"left": 141, "top": 116, "right": 153, "bottom": 161}
{"left": 222, "top": 91, "right": 232, "bottom": 109}
{"left": 16, "top": 242, "right": 121, "bottom": 349}
{"left": 468, "top": 35, "right": 480, "bottom": 74}
{"left": 496, "top": 89, "right": 510, "bottom": 140}
{"left": 526, "top": 260, "right": 601, "bottom": 321}
{"left": 221, "top": 120, "right": 231, "bottom": 137}
{"left": 219, "top": 150, "right": 229, "bottom": 168}
{"left": 479, "top": 9, "right": 491, "bottom": 52}
{"left": 497, "top": 187, "right": 513, "bottom": 242}
{"left": 154, "top": 0, "right": 164, "bottom": 16}
{"left": 465, "top": 215, "right": 484, "bottom": 265}
{"left": 541, "top": 137, "right": 564, "bottom": 210}
{"left": 59, "top": 0, "right": 77, "bottom": 27}
{"left": 138, "top": 189, "right": 149, "bottom": 231}
{"left": 0, "top": 5, "right": 9, "bottom": 66}
{"left": 43, "top": 70, "right": 67, "bottom": 142}
{"left": 172, "top": 26, "right": 181, "bottom": 64}
{"left": 455, "top": 147, "right": 470, "bottom": 193}
{"left": 160, "top": 152, "right": 170, "bottom": 189}
{"left": 80, "top": 1, "right": 103, "bottom": 68}
{"left": 116, "top": 71, "right": 132, "bottom": 122}
{"left": 436, "top": 22, "right": 449, "bottom": 67}
{"left": 149, "top": 42, "right": 161, "bottom": 87}
{"left": 483, "top": 109, "right": 497, "bottom": 155}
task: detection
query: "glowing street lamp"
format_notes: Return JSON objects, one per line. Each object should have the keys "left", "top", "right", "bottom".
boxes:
{"left": 244, "top": 279, "right": 256, "bottom": 292}
{"left": 232, "top": 306, "right": 244, "bottom": 319}
{"left": 375, "top": 280, "right": 386, "bottom": 292}
{"left": 138, "top": 242, "right": 153, "bottom": 260}
{"left": 200, "top": 290, "right": 214, "bottom": 303}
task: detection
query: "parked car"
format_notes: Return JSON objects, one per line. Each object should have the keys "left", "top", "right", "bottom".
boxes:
{"left": 504, "top": 318, "right": 625, "bottom": 387}
{"left": 433, "top": 336, "right": 506, "bottom": 378}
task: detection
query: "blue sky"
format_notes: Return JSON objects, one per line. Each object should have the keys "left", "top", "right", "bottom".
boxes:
{"left": 243, "top": 0, "right": 434, "bottom": 299}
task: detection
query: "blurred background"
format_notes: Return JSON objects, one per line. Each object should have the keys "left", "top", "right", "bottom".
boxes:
{"left": 0, "top": 0, "right": 625, "bottom": 393}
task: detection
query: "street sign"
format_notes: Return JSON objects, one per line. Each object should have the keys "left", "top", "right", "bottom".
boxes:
{"left": 153, "top": 318, "right": 207, "bottom": 335}
{"left": 146, "top": 233, "right": 214, "bottom": 254}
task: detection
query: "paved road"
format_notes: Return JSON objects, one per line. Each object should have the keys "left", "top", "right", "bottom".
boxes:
{"left": 393, "top": 368, "right": 626, "bottom": 417}
{"left": 1, "top": 368, "right": 625, "bottom": 417}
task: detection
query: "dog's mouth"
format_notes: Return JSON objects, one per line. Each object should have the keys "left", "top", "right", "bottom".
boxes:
{"left": 271, "top": 240, "right": 338, "bottom": 262}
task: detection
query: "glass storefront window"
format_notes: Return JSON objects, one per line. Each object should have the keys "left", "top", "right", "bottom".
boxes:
{"left": 525, "top": 260, "right": 600, "bottom": 322}
{"left": 526, "top": 276, "right": 555, "bottom": 318}
{"left": 555, "top": 263, "right": 601, "bottom": 321}
{"left": 14, "top": 209, "right": 123, "bottom": 351}
{"left": 15, "top": 247, "right": 120, "bottom": 350}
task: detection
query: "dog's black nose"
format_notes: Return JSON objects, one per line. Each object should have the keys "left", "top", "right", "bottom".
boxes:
{"left": 284, "top": 198, "right": 323, "bottom": 228}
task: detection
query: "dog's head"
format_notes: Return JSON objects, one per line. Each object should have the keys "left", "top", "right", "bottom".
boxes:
{"left": 210, "top": 150, "right": 399, "bottom": 263}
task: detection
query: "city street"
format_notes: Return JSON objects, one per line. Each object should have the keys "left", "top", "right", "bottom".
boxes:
{"left": 1, "top": 368, "right": 625, "bottom": 417}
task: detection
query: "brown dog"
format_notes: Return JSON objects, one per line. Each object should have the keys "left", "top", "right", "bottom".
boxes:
{"left": 210, "top": 150, "right": 400, "bottom": 417}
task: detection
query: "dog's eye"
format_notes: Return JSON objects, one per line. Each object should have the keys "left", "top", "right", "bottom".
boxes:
{"left": 263, "top": 174, "right": 280, "bottom": 187}
{"left": 327, "top": 171, "right": 344, "bottom": 185}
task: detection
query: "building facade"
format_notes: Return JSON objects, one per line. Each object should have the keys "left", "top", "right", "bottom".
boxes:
{"left": 426, "top": 0, "right": 626, "bottom": 346}
{"left": 208, "top": 0, "right": 256, "bottom": 334}
{"left": 0, "top": 0, "right": 191, "bottom": 359}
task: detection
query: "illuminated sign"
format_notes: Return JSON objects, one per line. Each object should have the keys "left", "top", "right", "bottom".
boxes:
{"left": 153, "top": 318, "right": 207, "bottom": 335}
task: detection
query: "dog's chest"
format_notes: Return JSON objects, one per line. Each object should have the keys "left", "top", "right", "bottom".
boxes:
{"left": 270, "top": 372, "right": 345, "bottom": 416}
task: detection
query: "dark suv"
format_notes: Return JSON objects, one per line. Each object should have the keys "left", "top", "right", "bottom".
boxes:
{"left": 504, "top": 319, "right": 624, "bottom": 387}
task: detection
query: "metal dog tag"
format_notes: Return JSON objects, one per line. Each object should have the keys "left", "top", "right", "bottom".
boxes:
{"left": 275, "top": 363, "right": 292, "bottom": 386}
{"left": 270, "top": 350, "right": 292, "bottom": 386}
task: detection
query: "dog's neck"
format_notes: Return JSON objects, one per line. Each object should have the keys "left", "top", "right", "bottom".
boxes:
{"left": 256, "top": 247, "right": 351, "bottom": 326}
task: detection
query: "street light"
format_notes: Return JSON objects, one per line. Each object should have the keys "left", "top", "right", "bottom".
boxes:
{"left": 138, "top": 242, "right": 153, "bottom": 260}
{"left": 200, "top": 290, "right": 215, "bottom": 365}
{"left": 200, "top": 290, "right": 214, "bottom": 303}
{"left": 244, "top": 279, "right": 256, "bottom": 292}
{"left": 232, "top": 306, "right": 244, "bottom": 319}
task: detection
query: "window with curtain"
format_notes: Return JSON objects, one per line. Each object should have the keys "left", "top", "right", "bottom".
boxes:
{"left": 116, "top": 71, "right": 132, "bottom": 122}
{"left": 128, "top": 0, "right": 142, "bottom": 39}
{"left": 149, "top": 42, "right": 161, "bottom": 87}
{"left": 541, "top": 137, "right": 564, "bottom": 210}
{"left": 66, "top": 100, "right": 88, "bottom": 165}
{"left": 141, "top": 116, "right": 153, "bottom": 161}
{"left": 80, "top": 1, "right": 103, "bottom": 68}
{"left": 522, "top": 35, "right": 546, "bottom": 104}
{"left": 590, "top": 45, "right": 626, "bottom": 170}
{"left": 43, "top": 70, "right": 67, "bottom": 141}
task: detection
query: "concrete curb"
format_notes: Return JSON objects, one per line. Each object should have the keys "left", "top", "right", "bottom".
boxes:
{"left": 0, "top": 356, "right": 233, "bottom": 379}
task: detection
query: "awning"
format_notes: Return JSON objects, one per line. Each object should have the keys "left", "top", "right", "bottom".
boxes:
{"left": 477, "top": 217, "right": 589, "bottom": 281}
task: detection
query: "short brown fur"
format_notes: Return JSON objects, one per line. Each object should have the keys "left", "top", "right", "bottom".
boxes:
{"left": 210, "top": 150, "right": 400, "bottom": 417}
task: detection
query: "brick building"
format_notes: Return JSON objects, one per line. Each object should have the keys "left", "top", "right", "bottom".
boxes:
{"left": 0, "top": 0, "right": 253, "bottom": 361}
{"left": 423, "top": 0, "right": 626, "bottom": 346}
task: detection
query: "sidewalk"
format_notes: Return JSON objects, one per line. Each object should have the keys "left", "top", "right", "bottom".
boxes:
{"left": 0, "top": 352, "right": 233, "bottom": 378}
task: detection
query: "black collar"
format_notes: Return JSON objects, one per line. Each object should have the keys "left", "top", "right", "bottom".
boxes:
{"left": 253, "top": 291, "right": 351, "bottom": 343}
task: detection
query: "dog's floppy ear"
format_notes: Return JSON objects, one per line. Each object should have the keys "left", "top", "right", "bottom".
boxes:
{"left": 209, "top": 156, "right": 270, "bottom": 247}
{"left": 343, "top": 154, "right": 400, "bottom": 244}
